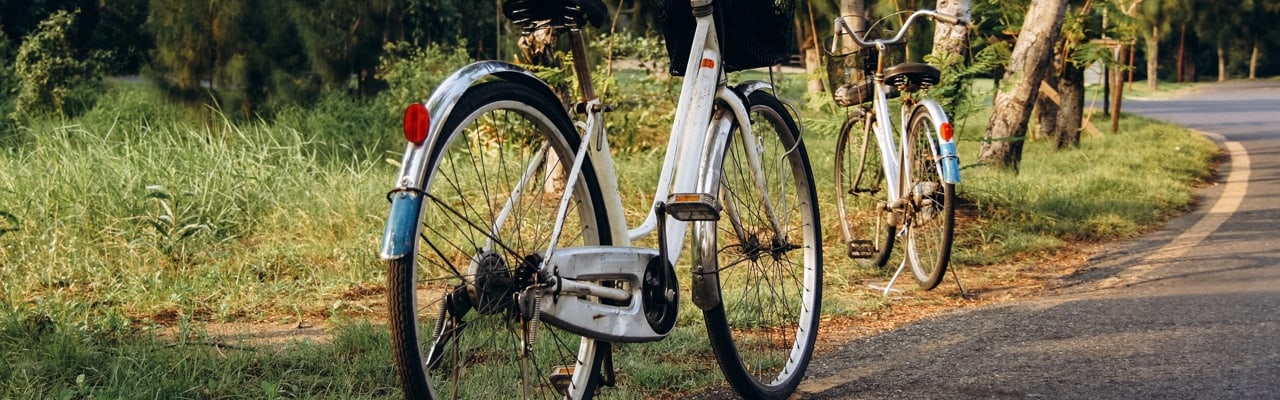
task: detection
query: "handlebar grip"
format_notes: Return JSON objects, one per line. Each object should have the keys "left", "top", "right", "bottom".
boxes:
{"left": 933, "top": 13, "right": 966, "bottom": 25}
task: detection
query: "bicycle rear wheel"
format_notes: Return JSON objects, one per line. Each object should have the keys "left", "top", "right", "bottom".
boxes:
{"left": 386, "top": 81, "right": 610, "bottom": 399}
{"left": 834, "top": 110, "right": 895, "bottom": 267}
{"left": 903, "top": 107, "right": 955, "bottom": 290}
{"left": 702, "top": 91, "right": 822, "bottom": 399}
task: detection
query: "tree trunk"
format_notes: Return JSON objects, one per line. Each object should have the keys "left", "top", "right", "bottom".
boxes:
{"left": 1250, "top": 36, "right": 1259, "bottom": 80}
{"left": 804, "top": 3, "right": 824, "bottom": 94}
{"left": 932, "top": 0, "right": 971, "bottom": 57}
{"left": 1127, "top": 41, "right": 1135, "bottom": 89}
{"left": 1035, "top": 83, "right": 1060, "bottom": 140}
{"left": 1176, "top": 23, "right": 1186, "bottom": 82}
{"left": 931, "top": 0, "right": 971, "bottom": 110}
{"left": 978, "top": 0, "right": 1068, "bottom": 172}
{"left": 1110, "top": 43, "right": 1125, "bottom": 133}
{"left": 1187, "top": 41, "right": 1197, "bottom": 82}
{"left": 1146, "top": 26, "right": 1158, "bottom": 90}
{"left": 630, "top": 0, "right": 644, "bottom": 33}
{"left": 1056, "top": 60, "right": 1085, "bottom": 149}
{"left": 1035, "top": 54, "right": 1060, "bottom": 140}
{"left": 805, "top": 39, "right": 823, "bottom": 93}
{"left": 1102, "top": 62, "right": 1109, "bottom": 116}
{"left": 839, "top": 0, "right": 868, "bottom": 30}
{"left": 1217, "top": 45, "right": 1226, "bottom": 82}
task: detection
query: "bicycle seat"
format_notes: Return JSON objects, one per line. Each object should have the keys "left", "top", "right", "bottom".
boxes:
{"left": 884, "top": 63, "right": 941, "bottom": 91}
{"left": 504, "top": 0, "right": 609, "bottom": 30}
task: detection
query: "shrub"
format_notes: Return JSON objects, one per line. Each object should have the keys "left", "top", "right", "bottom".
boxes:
{"left": 272, "top": 90, "right": 396, "bottom": 165}
{"left": 12, "top": 10, "right": 104, "bottom": 120}
{"left": 0, "top": 26, "right": 18, "bottom": 136}
{"left": 375, "top": 41, "right": 472, "bottom": 119}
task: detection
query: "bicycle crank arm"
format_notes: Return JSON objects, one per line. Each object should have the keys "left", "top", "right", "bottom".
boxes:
{"left": 533, "top": 246, "right": 672, "bottom": 343}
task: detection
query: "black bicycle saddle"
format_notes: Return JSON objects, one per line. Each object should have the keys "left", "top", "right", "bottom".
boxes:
{"left": 503, "top": 0, "right": 609, "bottom": 29}
{"left": 884, "top": 63, "right": 941, "bottom": 90}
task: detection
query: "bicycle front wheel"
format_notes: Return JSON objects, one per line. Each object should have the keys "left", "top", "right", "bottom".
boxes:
{"left": 903, "top": 107, "right": 956, "bottom": 290}
{"left": 834, "top": 110, "right": 895, "bottom": 267}
{"left": 703, "top": 91, "right": 822, "bottom": 399}
{"left": 386, "top": 80, "right": 610, "bottom": 399}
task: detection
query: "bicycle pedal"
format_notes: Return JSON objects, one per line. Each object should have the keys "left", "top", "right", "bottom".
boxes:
{"left": 850, "top": 186, "right": 880, "bottom": 195}
{"left": 847, "top": 240, "right": 875, "bottom": 259}
{"left": 549, "top": 365, "right": 575, "bottom": 395}
{"left": 665, "top": 193, "right": 720, "bottom": 221}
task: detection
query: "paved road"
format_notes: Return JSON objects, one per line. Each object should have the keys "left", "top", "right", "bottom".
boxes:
{"left": 791, "top": 81, "right": 1280, "bottom": 399}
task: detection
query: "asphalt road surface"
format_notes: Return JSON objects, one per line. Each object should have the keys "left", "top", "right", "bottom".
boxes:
{"left": 787, "top": 81, "right": 1280, "bottom": 399}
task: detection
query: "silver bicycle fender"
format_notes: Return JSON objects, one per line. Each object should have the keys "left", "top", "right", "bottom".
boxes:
{"left": 380, "top": 61, "right": 561, "bottom": 260}
{"left": 734, "top": 80, "right": 774, "bottom": 98}
{"left": 687, "top": 82, "right": 783, "bottom": 310}
{"left": 686, "top": 86, "right": 758, "bottom": 311}
{"left": 915, "top": 99, "right": 961, "bottom": 184}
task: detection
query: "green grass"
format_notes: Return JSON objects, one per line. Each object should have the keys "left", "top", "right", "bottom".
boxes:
{"left": 0, "top": 73, "right": 1219, "bottom": 398}
{"left": 0, "top": 316, "right": 398, "bottom": 398}
{"left": 1, "top": 101, "right": 392, "bottom": 330}
{"left": 1119, "top": 79, "right": 1202, "bottom": 100}
{"left": 952, "top": 113, "right": 1218, "bottom": 264}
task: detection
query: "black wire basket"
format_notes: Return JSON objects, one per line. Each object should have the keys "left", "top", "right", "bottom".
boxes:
{"left": 655, "top": 0, "right": 796, "bottom": 76}
{"left": 825, "top": 33, "right": 904, "bottom": 106}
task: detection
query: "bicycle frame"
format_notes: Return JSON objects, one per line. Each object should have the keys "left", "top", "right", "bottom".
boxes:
{"left": 833, "top": 10, "right": 962, "bottom": 207}
{"left": 380, "top": 0, "right": 779, "bottom": 343}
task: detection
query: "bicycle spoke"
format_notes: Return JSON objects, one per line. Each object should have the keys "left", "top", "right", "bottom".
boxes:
{"left": 703, "top": 91, "right": 820, "bottom": 397}
{"left": 386, "top": 81, "right": 607, "bottom": 399}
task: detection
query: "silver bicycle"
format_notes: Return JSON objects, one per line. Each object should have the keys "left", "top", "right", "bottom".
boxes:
{"left": 379, "top": 0, "right": 821, "bottom": 398}
{"left": 825, "top": 9, "right": 964, "bottom": 291}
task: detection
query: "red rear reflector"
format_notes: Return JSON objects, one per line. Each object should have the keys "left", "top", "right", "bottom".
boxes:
{"left": 701, "top": 58, "right": 716, "bottom": 69}
{"left": 404, "top": 103, "right": 429, "bottom": 145}
{"left": 940, "top": 122, "right": 954, "bottom": 142}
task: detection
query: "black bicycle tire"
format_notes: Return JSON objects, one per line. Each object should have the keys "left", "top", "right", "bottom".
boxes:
{"left": 834, "top": 112, "right": 896, "bottom": 267}
{"left": 386, "top": 80, "right": 611, "bottom": 399}
{"left": 904, "top": 106, "right": 955, "bottom": 290}
{"left": 703, "top": 90, "right": 822, "bottom": 399}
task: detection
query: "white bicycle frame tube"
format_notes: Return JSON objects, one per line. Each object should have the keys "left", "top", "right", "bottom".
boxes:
{"left": 541, "top": 0, "right": 783, "bottom": 299}
{"left": 870, "top": 67, "right": 904, "bottom": 203}
{"left": 621, "top": 8, "right": 725, "bottom": 267}
{"left": 432, "top": 0, "right": 769, "bottom": 342}
{"left": 524, "top": 0, "right": 767, "bottom": 341}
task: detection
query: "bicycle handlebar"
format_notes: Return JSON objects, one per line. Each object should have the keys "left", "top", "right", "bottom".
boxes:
{"left": 931, "top": 12, "right": 964, "bottom": 25}
{"left": 832, "top": 9, "right": 966, "bottom": 51}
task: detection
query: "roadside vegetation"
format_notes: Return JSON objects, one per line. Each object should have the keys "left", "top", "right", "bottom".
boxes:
{"left": 1, "top": 67, "right": 1217, "bottom": 397}
{"left": 0, "top": 1, "right": 1225, "bottom": 397}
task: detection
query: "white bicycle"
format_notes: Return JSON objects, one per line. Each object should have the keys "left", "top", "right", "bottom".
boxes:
{"left": 379, "top": 0, "right": 821, "bottom": 398}
{"left": 825, "top": 9, "right": 965, "bottom": 290}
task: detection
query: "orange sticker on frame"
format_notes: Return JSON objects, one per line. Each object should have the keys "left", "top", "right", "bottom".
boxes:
{"left": 700, "top": 58, "right": 716, "bottom": 69}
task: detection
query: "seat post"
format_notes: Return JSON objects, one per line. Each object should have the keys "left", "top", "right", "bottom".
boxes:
{"left": 567, "top": 28, "right": 597, "bottom": 103}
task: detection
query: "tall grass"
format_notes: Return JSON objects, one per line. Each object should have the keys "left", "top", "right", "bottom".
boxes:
{"left": 951, "top": 114, "right": 1218, "bottom": 265}
{"left": 0, "top": 82, "right": 396, "bottom": 332}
